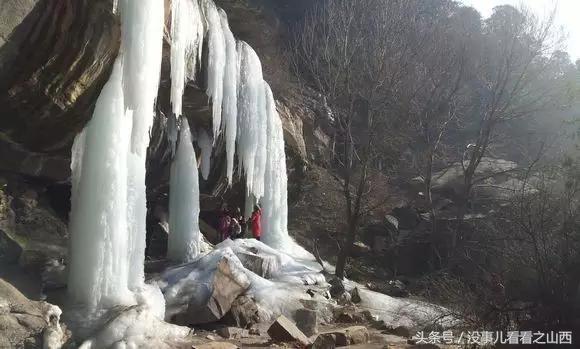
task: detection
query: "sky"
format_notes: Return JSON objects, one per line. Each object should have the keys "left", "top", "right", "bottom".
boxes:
{"left": 460, "top": 0, "right": 580, "bottom": 60}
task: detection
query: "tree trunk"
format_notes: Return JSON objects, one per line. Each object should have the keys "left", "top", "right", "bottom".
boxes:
{"left": 425, "top": 153, "right": 442, "bottom": 269}
{"left": 335, "top": 220, "right": 357, "bottom": 280}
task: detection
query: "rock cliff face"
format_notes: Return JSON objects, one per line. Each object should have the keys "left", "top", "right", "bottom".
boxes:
{"left": 0, "top": 0, "right": 120, "bottom": 180}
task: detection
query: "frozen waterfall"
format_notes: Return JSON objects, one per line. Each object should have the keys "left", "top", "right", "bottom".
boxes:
{"left": 168, "top": 118, "right": 202, "bottom": 262}
{"left": 67, "top": 0, "right": 164, "bottom": 317}
{"left": 66, "top": 0, "right": 306, "bottom": 343}
{"left": 167, "top": 0, "right": 296, "bottom": 250}
{"left": 68, "top": 61, "right": 134, "bottom": 311}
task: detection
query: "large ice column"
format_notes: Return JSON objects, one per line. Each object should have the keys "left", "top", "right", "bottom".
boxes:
{"left": 220, "top": 10, "right": 239, "bottom": 185}
{"left": 170, "top": 0, "right": 205, "bottom": 118}
{"left": 236, "top": 42, "right": 265, "bottom": 198}
{"left": 67, "top": 61, "right": 134, "bottom": 310}
{"left": 198, "top": 128, "right": 212, "bottom": 180}
{"left": 119, "top": 0, "right": 165, "bottom": 290}
{"left": 204, "top": 0, "right": 226, "bottom": 140}
{"left": 168, "top": 118, "right": 202, "bottom": 262}
{"left": 68, "top": 0, "right": 164, "bottom": 313}
{"left": 261, "top": 83, "right": 290, "bottom": 249}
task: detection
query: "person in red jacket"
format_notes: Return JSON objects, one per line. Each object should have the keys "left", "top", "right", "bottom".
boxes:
{"left": 250, "top": 205, "right": 262, "bottom": 241}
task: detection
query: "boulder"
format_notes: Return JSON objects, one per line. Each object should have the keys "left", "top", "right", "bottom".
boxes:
{"left": 383, "top": 325, "right": 414, "bottom": 338}
{"left": 299, "top": 299, "right": 336, "bottom": 324}
{"left": 392, "top": 206, "right": 422, "bottom": 230}
{"left": 351, "top": 241, "right": 371, "bottom": 256}
{"left": 223, "top": 295, "right": 260, "bottom": 329}
{"left": 335, "top": 307, "right": 374, "bottom": 324}
{"left": 367, "top": 280, "right": 409, "bottom": 298}
{"left": 311, "top": 333, "right": 336, "bottom": 349}
{"left": 416, "top": 157, "right": 518, "bottom": 196}
{"left": 294, "top": 308, "right": 318, "bottom": 337}
{"left": 0, "top": 183, "right": 67, "bottom": 271}
{"left": 185, "top": 257, "right": 251, "bottom": 324}
{"left": 267, "top": 315, "right": 310, "bottom": 346}
{"left": 0, "top": 278, "right": 66, "bottom": 348}
{"left": 327, "top": 277, "right": 345, "bottom": 299}
{"left": 331, "top": 326, "right": 370, "bottom": 346}
{"left": 312, "top": 326, "right": 369, "bottom": 348}
{"left": 350, "top": 287, "right": 361, "bottom": 303}
{"left": 336, "top": 291, "right": 352, "bottom": 305}
{"left": 235, "top": 251, "right": 279, "bottom": 278}
{"left": 217, "top": 326, "right": 250, "bottom": 339}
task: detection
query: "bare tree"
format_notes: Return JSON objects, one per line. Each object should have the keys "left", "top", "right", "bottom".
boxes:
{"left": 402, "top": 2, "right": 474, "bottom": 267}
{"left": 291, "top": 0, "right": 421, "bottom": 279}
{"left": 456, "top": 5, "right": 561, "bottom": 229}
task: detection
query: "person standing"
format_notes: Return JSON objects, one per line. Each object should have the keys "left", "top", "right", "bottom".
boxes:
{"left": 231, "top": 207, "right": 245, "bottom": 239}
{"left": 250, "top": 205, "right": 262, "bottom": 241}
{"left": 218, "top": 204, "right": 231, "bottom": 241}
{"left": 229, "top": 217, "right": 242, "bottom": 239}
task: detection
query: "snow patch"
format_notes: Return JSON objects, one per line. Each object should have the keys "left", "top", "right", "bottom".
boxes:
{"left": 159, "top": 239, "right": 325, "bottom": 322}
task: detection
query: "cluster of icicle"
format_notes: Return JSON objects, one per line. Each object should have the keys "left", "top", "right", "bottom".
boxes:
{"left": 168, "top": 0, "right": 292, "bottom": 255}
{"left": 68, "top": 0, "right": 164, "bottom": 313}
{"left": 68, "top": 0, "right": 292, "bottom": 323}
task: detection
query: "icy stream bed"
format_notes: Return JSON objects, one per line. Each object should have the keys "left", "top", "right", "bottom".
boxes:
{"left": 69, "top": 239, "right": 455, "bottom": 348}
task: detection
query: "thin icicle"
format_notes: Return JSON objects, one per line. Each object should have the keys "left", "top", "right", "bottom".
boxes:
{"left": 188, "top": 0, "right": 205, "bottom": 82}
{"left": 198, "top": 128, "right": 212, "bottom": 180}
{"left": 220, "top": 9, "right": 238, "bottom": 186}
{"left": 168, "top": 118, "right": 201, "bottom": 262}
{"left": 170, "top": 0, "right": 205, "bottom": 118}
{"left": 203, "top": 0, "right": 226, "bottom": 140}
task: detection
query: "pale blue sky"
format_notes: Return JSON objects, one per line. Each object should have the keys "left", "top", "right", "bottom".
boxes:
{"left": 460, "top": 0, "right": 580, "bottom": 60}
